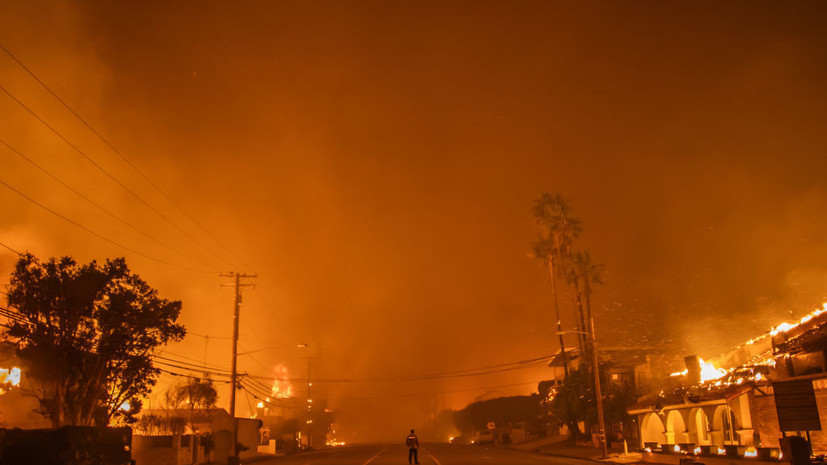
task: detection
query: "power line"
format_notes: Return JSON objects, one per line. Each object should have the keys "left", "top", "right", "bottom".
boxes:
{"left": 156, "top": 350, "right": 230, "bottom": 371}
{"left": 0, "top": 84, "right": 233, "bottom": 269}
{"left": 152, "top": 355, "right": 232, "bottom": 375}
{"left": 0, "top": 240, "right": 21, "bottom": 255}
{"left": 157, "top": 368, "right": 231, "bottom": 384}
{"left": 0, "top": 177, "right": 215, "bottom": 273}
{"left": 238, "top": 378, "right": 276, "bottom": 400}
{"left": 187, "top": 331, "right": 233, "bottom": 340}
{"left": 243, "top": 376, "right": 274, "bottom": 394}
{"left": 0, "top": 42, "right": 247, "bottom": 270}
{"left": 0, "top": 306, "right": 26, "bottom": 323}
{"left": 0, "top": 139, "right": 213, "bottom": 269}
{"left": 242, "top": 354, "right": 553, "bottom": 385}
{"left": 152, "top": 359, "right": 231, "bottom": 379}
{"left": 237, "top": 380, "right": 297, "bottom": 409}
{"left": 329, "top": 381, "right": 539, "bottom": 402}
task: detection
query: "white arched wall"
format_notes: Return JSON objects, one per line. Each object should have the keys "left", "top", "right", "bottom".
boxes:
{"left": 665, "top": 410, "right": 689, "bottom": 445}
{"left": 688, "top": 408, "right": 711, "bottom": 446}
{"left": 641, "top": 413, "right": 665, "bottom": 446}
{"left": 711, "top": 405, "right": 738, "bottom": 446}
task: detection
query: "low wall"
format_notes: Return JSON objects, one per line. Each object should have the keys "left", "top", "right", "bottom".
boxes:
{"left": 642, "top": 451, "right": 781, "bottom": 465}
{"left": 132, "top": 434, "right": 205, "bottom": 465}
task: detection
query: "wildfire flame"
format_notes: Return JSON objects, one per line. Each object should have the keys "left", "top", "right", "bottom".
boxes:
{"left": 699, "top": 358, "right": 727, "bottom": 383}
{"left": 672, "top": 303, "right": 826, "bottom": 388}
{"left": 770, "top": 303, "right": 827, "bottom": 336}
{"left": 0, "top": 367, "right": 21, "bottom": 395}
{"left": 270, "top": 364, "right": 293, "bottom": 399}
{"left": 669, "top": 359, "right": 727, "bottom": 383}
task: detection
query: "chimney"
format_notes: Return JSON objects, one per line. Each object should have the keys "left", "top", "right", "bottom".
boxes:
{"left": 684, "top": 355, "right": 701, "bottom": 385}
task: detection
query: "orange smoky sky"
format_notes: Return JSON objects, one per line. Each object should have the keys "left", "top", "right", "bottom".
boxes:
{"left": 2, "top": 0, "right": 827, "bottom": 442}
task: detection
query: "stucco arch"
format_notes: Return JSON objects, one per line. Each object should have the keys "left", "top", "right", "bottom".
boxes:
{"left": 641, "top": 413, "right": 665, "bottom": 446}
{"left": 711, "top": 405, "right": 738, "bottom": 446}
{"left": 688, "top": 407, "right": 711, "bottom": 446}
{"left": 665, "top": 410, "right": 689, "bottom": 444}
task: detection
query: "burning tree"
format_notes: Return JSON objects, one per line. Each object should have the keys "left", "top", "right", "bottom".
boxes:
{"left": 1, "top": 253, "right": 185, "bottom": 427}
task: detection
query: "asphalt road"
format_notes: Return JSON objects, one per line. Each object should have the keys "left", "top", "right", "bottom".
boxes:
{"left": 252, "top": 443, "right": 597, "bottom": 465}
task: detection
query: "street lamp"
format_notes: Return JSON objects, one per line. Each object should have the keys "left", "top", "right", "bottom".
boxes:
{"left": 557, "top": 318, "right": 607, "bottom": 459}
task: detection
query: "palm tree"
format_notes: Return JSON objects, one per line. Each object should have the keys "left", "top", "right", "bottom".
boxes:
{"left": 569, "top": 250, "right": 604, "bottom": 373}
{"left": 533, "top": 192, "right": 584, "bottom": 373}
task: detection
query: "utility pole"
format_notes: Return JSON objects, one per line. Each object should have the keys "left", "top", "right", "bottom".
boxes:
{"left": 590, "top": 317, "right": 607, "bottom": 459}
{"left": 220, "top": 272, "right": 256, "bottom": 465}
{"left": 557, "top": 323, "right": 607, "bottom": 459}
{"left": 297, "top": 343, "right": 313, "bottom": 449}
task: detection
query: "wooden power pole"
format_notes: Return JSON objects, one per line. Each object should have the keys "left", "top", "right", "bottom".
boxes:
{"left": 220, "top": 272, "right": 256, "bottom": 464}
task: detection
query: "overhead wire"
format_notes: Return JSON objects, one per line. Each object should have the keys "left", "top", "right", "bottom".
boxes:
{"left": 238, "top": 379, "right": 297, "bottom": 409}
{"left": 187, "top": 331, "right": 232, "bottom": 340}
{"left": 156, "top": 350, "right": 229, "bottom": 371}
{"left": 0, "top": 240, "right": 21, "bottom": 255}
{"left": 328, "top": 381, "right": 540, "bottom": 402}
{"left": 0, "top": 42, "right": 247, "bottom": 270}
{"left": 242, "top": 375, "right": 284, "bottom": 400}
{"left": 0, "top": 84, "right": 233, "bottom": 270}
{"left": 152, "top": 360, "right": 231, "bottom": 379}
{"left": 0, "top": 139, "right": 213, "bottom": 269}
{"left": 0, "top": 177, "right": 216, "bottom": 273}
{"left": 243, "top": 353, "right": 553, "bottom": 384}
{"left": 152, "top": 355, "right": 232, "bottom": 376}
{"left": 158, "top": 368, "right": 231, "bottom": 384}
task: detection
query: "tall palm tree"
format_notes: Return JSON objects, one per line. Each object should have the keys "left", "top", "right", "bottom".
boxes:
{"left": 533, "top": 192, "right": 584, "bottom": 372}
{"left": 570, "top": 250, "right": 604, "bottom": 375}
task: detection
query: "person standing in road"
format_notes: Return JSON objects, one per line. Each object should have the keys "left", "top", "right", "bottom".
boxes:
{"left": 406, "top": 429, "right": 420, "bottom": 464}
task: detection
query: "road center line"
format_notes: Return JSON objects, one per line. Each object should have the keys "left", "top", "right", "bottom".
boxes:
{"left": 362, "top": 447, "right": 385, "bottom": 465}
{"left": 423, "top": 448, "right": 442, "bottom": 465}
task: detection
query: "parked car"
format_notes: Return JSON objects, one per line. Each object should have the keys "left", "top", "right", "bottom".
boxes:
{"left": 471, "top": 430, "right": 494, "bottom": 445}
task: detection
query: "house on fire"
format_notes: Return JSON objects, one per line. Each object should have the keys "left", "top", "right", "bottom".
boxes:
{"left": 628, "top": 304, "right": 827, "bottom": 458}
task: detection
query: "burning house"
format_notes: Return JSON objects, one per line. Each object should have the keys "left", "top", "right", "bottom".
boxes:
{"left": 628, "top": 304, "right": 827, "bottom": 461}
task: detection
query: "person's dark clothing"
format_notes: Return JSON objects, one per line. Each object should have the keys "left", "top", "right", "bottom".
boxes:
{"left": 406, "top": 433, "right": 419, "bottom": 464}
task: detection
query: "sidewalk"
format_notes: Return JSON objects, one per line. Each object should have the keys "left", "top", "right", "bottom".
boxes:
{"left": 509, "top": 435, "right": 643, "bottom": 464}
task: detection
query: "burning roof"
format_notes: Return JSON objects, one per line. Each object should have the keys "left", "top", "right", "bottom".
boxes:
{"left": 632, "top": 303, "right": 827, "bottom": 411}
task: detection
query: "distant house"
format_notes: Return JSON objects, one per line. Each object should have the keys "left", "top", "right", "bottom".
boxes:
{"left": 547, "top": 346, "right": 672, "bottom": 394}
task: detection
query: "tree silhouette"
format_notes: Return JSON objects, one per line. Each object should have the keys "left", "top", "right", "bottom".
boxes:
{"left": 533, "top": 192, "right": 584, "bottom": 372}
{"left": 3, "top": 253, "right": 185, "bottom": 427}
